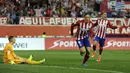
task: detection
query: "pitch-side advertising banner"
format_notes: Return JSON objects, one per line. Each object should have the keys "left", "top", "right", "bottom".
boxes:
{"left": 19, "top": 17, "right": 130, "bottom": 26}
{"left": 0, "top": 25, "right": 129, "bottom": 36}
{"left": 45, "top": 38, "right": 130, "bottom": 50}
{"left": 45, "top": 38, "right": 78, "bottom": 50}
{"left": 0, "top": 38, "right": 45, "bottom": 50}
{"left": 1, "top": 16, "right": 130, "bottom": 26}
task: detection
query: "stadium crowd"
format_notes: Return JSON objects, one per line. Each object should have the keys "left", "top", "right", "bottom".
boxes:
{"left": 0, "top": 0, "right": 130, "bottom": 24}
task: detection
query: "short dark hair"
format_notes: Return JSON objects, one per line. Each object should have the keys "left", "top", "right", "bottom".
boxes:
{"left": 8, "top": 36, "right": 14, "bottom": 42}
{"left": 43, "top": 32, "right": 46, "bottom": 35}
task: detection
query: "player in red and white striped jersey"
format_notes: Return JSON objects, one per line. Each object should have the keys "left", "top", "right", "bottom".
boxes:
{"left": 71, "top": 14, "right": 94, "bottom": 66}
{"left": 71, "top": 18, "right": 93, "bottom": 41}
{"left": 91, "top": 12, "right": 120, "bottom": 62}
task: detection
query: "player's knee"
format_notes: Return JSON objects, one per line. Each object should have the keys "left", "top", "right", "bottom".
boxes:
{"left": 93, "top": 41, "right": 97, "bottom": 45}
{"left": 21, "top": 58, "right": 27, "bottom": 62}
{"left": 80, "top": 47, "right": 86, "bottom": 53}
{"left": 93, "top": 43, "right": 96, "bottom": 46}
{"left": 83, "top": 50, "right": 86, "bottom": 53}
{"left": 100, "top": 46, "right": 103, "bottom": 50}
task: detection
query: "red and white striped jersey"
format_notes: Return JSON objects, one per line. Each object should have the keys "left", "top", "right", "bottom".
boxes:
{"left": 71, "top": 20, "right": 93, "bottom": 40}
{"left": 93, "top": 19, "right": 117, "bottom": 39}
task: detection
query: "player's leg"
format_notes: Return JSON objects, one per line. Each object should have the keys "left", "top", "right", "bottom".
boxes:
{"left": 97, "top": 38, "right": 105, "bottom": 62}
{"left": 13, "top": 55, "right": 33, "bottom": 64}
{"left": 91, "top": 36, "right": 99, "bottom": 57}
{"left": 82, "top": 37, "right": 91, "bottom": 66}
{"left": 76, "top": 40, "right": 86, "bottom": 56}
{"left": 18, "top": 55, "right": 33, "bottom": 60}
{"left": 13, "top": 58, "right": 26, "bottom": 64}
{"left": 93, "top": 41, "right": 97, "bottom": 51}
{"left": 25, "top": 58, "right": 45, "bottom": 64}
{"left": 17, "top": 58, "right": 45, "bottom": 64}
{"left": 14, "top": 56, "right": 45, "bottom": 64}
{"left": 97, "top": 46, "right": 103, "bottom": 62}
{"left": 80, "top": 47, "right": 86, "bottom": 56}
{"left": 83, "top": 47, "right": 90, "bottom": 66}
{"left": 27, "top": 55, "right": 33, "bottom": 60}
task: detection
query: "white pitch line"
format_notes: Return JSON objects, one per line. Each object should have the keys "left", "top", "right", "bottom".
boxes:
{"left": 41, "top": 65, "right": 125, "bottom": 73}
{"left": 0, "top": 64, "right": 125, "bottom": 73}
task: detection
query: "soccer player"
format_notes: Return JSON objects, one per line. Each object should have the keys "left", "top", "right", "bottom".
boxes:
{"left": 91, "top": 12, "right": 120, "bottom": 62}
{"left": 3, "top": 36, "right": 45, "bottom": 64}
{"left": 70, "top": 14, "right": 93, "bottom": 66}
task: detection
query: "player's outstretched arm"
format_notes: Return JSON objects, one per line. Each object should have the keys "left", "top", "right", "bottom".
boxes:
{"left": 91, "top": 20, "right": 98, "bottom": 29}
{"left": 107, "top": 21, "right": 120, "bottom": 29}
{"left": 70, "top": 23, "right": 75, "bottom": 36}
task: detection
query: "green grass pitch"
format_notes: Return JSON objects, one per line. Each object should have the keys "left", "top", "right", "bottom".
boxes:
{"left": 0, "top": 50, "right": 130, "bottom": 73}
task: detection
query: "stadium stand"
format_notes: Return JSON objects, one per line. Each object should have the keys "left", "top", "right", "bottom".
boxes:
{"left": 0, "top": 0, "right": 129, "bottom": 24}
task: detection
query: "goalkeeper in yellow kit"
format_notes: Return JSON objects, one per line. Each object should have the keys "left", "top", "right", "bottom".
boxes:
{"left": 3, "top": 36, "right": 45, "bottom": 64}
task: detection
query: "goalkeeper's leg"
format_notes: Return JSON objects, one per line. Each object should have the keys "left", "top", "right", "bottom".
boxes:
{"left": 14, "top": 55, "right": 45, "bottom": 64}
{"left": 25, "top": 58, "right": 45, "bottom": 64}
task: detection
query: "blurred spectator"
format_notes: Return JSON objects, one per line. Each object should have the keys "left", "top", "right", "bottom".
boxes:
{"left": 60, "top": 7, "right": 65, "bottom": 17}
{"left": 94, "top": 0, "right": 101, "bottom": 12}
{"left": 111, "top": 7, "right": 117, "bottom": 17}
{"left": 107, "top": 12, "right": 112, "bottom": 18}
{"left": 0, "top": 0, "right": 129, "bottom": 25}
{"left": 117, "top": 9, "right": 126, "bottom": 18}
{"left": 126, "top": 10, "right": 130, "bottom": 18}
{"left": 91, "top": 11, "right": 98, "bottom": 18}
{"left": 70, "top": 10, "right": 76, "bottom": 17}
{"left": 34, "top": 5, "right": 43, "bottom": 16}
{"left": 121, "top": 10, "right": 126, "bottom": 18}
{"left": 52, "top": 11, "right": 58, "bottom": 17}
{"left": 76, "top": 9, "right": 82, "bottom": 17}
{"left": 10, "top": 10, "right": 16, "bottom": 24}
{"left": 82, "top": 3, "right": 88, "bottom": 15}
{"left": 28, "top": 8, "right": 35, "bottom": 16}
{"left": 46, "top": 6, "right": 51, "bottom": 17}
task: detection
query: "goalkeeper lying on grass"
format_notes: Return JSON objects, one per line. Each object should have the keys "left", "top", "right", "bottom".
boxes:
{"left": 3, "top": 36, "right": 45, "bottom": 65}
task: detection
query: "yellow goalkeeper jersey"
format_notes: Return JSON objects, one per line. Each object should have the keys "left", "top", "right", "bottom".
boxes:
{"left": 3, "top": 43, "right": 17, "bottom": 64}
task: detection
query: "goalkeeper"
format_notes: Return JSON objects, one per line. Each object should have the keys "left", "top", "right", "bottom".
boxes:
{"left": 3, "top": 36, "right": 45, "bottom": 65}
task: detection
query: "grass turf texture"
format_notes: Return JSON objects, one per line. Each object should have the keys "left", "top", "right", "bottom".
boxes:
{"left": 0, "top": 50, "right": 130, "bottom": 73}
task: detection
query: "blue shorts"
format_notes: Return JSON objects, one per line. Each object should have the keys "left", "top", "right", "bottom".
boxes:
{"left": 76, "top": 37, "right": 91, "bottom": 49}
{"left": 94, "top": 36, "right": 105, "bottom": 47}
